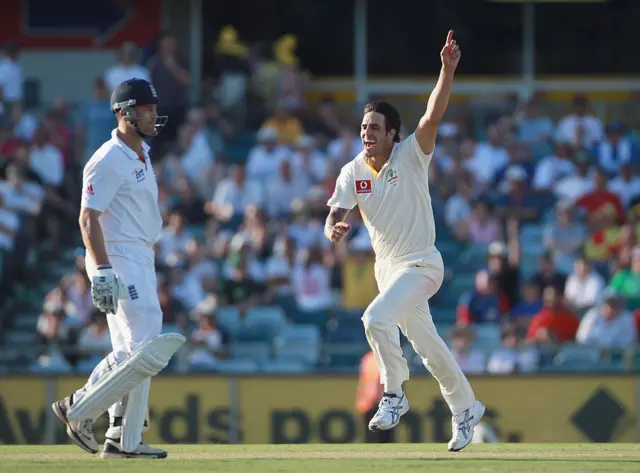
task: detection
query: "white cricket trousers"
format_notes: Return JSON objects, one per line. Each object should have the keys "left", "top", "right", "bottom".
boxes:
{"left": 84, "top": 249, "right": 163, "bottom": 436}
{"left": 362, "top": 247, "right": 476, "bottom": 415}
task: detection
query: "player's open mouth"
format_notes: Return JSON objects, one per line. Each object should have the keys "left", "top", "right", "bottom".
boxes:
{"left": 364, "top": 141, "right": 375, "bottom": 150}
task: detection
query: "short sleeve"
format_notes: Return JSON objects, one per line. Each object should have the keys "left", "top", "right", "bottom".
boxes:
{"left": 406, "top": 132, "right": 434, "bottom": 165}
{"left": 81, "top": 158, "right": 123, "bottom": 212}
{"left": 327, "top": 164, "right": 357, "bottom": 210}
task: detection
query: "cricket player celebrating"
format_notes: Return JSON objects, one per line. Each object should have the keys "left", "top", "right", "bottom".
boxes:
{"left": 325, "top": 31, "right": 485, "bottom": 452}
{"left": 51, "top": 78, "right": 185, "bottom": 459}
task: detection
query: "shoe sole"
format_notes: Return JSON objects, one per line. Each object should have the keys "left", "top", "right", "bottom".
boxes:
{"left": 51, "top": 402, "right": 99, "bottom": 454}
{"left": 369, "top": 400, "right": 410, "bottom": 432}
{"left": 448, "top": 402, "right": 486, "bottom": 452}
{"left": 100, "top": 451, "right": 168, "bottom": 459}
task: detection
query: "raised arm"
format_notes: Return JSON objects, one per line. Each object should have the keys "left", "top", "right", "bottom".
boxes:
{"left": 415, "top": 30, "right": 461, "bottom": 156}
{"left": 324, "top": 207, "right": 352, "bottom": 242}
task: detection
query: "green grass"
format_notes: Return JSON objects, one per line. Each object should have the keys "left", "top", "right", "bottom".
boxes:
{"left": 0, "top": 444, "right": 638, "bottom": 472}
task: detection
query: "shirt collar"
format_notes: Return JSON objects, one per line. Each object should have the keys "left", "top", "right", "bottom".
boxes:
{"left": 111, "top": 129, "right": 150, "bottom": 160}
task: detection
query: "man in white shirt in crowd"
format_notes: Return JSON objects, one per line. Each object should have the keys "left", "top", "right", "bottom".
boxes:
{"left": 51, "top": 78, "right": 172, "bottom": 459}
{"left": 555, "top": 94, "right": 604, "bottom": 149}
{"left": 105, "top": 42, "right": 150, "bottom": 92}
{"left": 324, "top": 31, "right": 484, "bottom": 452}
{"left": 208, "top": 163, "right": 263, "bottom": 227}
{"left": 246, "top": 126, "right": 289, "bottom": 182}
{"left": 564, "top": 255, "right": 605, "bottom": 312}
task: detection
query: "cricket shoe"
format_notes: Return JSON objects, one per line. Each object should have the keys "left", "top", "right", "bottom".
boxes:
{"left": 100, "top": 438, "right": 168, "bottom": 459}
{"left": 448, "top": 400, "right": 486, "bottom": 452}
{"left": 368, "top": 392, "right": 409, "bottom": 431}
{"left": 51, "top": 395, "right": 99, "bottom": 454}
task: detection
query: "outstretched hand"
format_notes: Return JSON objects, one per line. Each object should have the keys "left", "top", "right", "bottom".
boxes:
{"left": 440, "top": 30, "right": 461, "bottom": 72}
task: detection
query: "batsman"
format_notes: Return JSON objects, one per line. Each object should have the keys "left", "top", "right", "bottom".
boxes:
{"left": 51, "top": 78, "right": 185, "bottom": 459}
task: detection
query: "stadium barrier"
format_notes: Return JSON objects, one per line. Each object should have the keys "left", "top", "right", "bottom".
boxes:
{"left": 0, "top": 375, "right": 638, "bottom": 445}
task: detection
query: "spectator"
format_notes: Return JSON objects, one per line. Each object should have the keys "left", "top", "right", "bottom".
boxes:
{"left": 533, "top": 141, "right": 576, "bottom": 193}
{"left": 246, "top": 126, "right": 289, "bottom": 182}
{"left": 486, "top": 232, "right": 521, "bottom": 310}
{"left": 495, "top": 165, "right": 540, "bottom": 224}
{"left": 454, "top": 197, "right": 502, "bottom": 245}
{"left": 543, "top": 200, "right": 587, "bottom": 274}
{"left": 62, "top": 266, "right": 93, "bottom": 330}
{"left": 292, "top": 246, "right": 333, "bottom": 314}
{"left": 574, "top": 167, "right": 625, "bottom": 228}
{"left": 555, "top": 94, "right": 603, "bottom": 149}
{"left": 526, "top": 286, "right": 580, "bottom": 345}
{"left": 450, "top": 326, "right": 486, "bottom": 374}
{"left": 608, "top": 162, "right": 640, "bottom": 207}
{"left": 465, "top": 124, "right": 509, "bottom": 185}
{"left": 553, "top": 150, "right": 594, "bottom": 203}
{"left": 76, "top": 310, "right": 111, "bottom": 362}
{"left": 342, "top": 232, "right": 377, "bottom": 310}
{"left": 576, "top": 289, "right": 637, "bottom": 349}
{"left": 266, "top": 158, "right": 309, "bottom": 218}
{"left": 0, "top": 192, "right": 19, "bottom": 251}
{"left": 0, "top": 41, "right": 23, "bottom": 104}
{"left": 207, "top": 163, "right": 264, "bottom": 230}
{"left": 609, "top": 246, "right": 640, "bottom": 310}
{"left": 29, "top": 126, "right": 64, "bottom": 189}
{"left": 261, "top": 97, "right": 304, "bottom": 146}
{"left": 456, "top": 270, "right": 503, "bottom": 326}
{"left": 36, "top": 297, "right": 70, "bottom": 348}
{"left": 104, "top": 42, "right": 150, "bottom": 92}
{"left": 157, "top": 274, "right": 188, "bottom": 327}
{"left": 564, "top": 255, "right": 605, "bottom": 312}
{"left": 188, "top": 297, "right": 227, "bottom": 369}
{"left": 176, "top": 110, "right": 216, "bottom": 193}
{"left": 304, "top": 96, "right": 341, "bottom": 144}
{"left": 290, "top": 134, "right": 328, "bottom": 183}
{"left": 158, "top": 211, "right": 192, "bottom": 262}
{"left": 265, "top": 235, "right": 297, "bottom": 298}
{"left": 492, "top": 140, "right": 535, "bottom": 191}
{"left": 594, "top": 121, "right": 637, "bottom": 175}
{"left": 75, "top": 77, "right": 116, "bottom": 165}
{"left": 509, "top": 277, "right": 543, "bottom": 321}
{"left": 444, "top": 175, "right": 473, "bottom": 232}
{"left": 487, "top": 324, "right": 539, "bottom": 374}
{"left": 219, "top": 242, "right": 266, "bottom": 311}
{"left": 327, "top": 124, "right": 361, "bottom": 164}
{"left": 531, "top": 252, "right": 567, "bottom": 294}
{"left": 514, "top": 98, "right": 554, "bottom": 145}
{"left": 148, "top": 32, "right": 191, "bottom": 146}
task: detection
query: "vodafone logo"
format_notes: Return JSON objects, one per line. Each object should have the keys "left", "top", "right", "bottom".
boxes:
{"left": 356, "top": 180, "right": 372, "bottom": 194}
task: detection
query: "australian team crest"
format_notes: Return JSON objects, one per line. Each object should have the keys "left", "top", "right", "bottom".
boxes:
{"left": 386, "top": 168, "right": 398, "bottom": 185}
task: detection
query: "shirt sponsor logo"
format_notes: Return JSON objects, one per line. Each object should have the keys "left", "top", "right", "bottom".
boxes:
{"left": 85, "top": 184, "right": 95, "bottom": 195}
{"left": 356, "top": 180, "right": 372, "bottom": 194}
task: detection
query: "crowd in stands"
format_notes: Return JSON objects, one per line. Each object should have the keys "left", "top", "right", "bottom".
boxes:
{"left": 1, "top": 28, "right": 639, "bottom": 375}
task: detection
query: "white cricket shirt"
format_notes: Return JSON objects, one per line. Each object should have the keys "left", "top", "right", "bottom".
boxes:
{"left": 81, "top": 129, "right": 162, "bottom": 266}
{"left": 327, "top": 133, "right": 436, "bottom": 261}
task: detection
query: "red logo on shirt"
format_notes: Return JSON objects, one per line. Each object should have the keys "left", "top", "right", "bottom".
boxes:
{"left": 356, "top": 180, "right": 372, "bottom": 194}
{"left": 85, "top": 184, "right": 95, "bottom": 195}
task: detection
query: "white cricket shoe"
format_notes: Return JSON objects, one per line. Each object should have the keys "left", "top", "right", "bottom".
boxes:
{"left": 448, "top": 400, "right": 486, "bottom": 452}
{"left": 51, "top": 395, "right": 99, "bottom": 454}
{"left": 100, "top": 438, "right": 168, "bottom": 459}
{"left": 368, "top": 392, "right": 409, "bottom": 431}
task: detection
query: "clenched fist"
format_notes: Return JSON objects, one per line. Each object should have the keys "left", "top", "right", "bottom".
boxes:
{"left": 329, "top": 222, "right": 351, "bottom": 243}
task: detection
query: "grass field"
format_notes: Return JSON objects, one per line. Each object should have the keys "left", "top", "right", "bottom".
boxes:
{"left": 0, "top": 444, "right": 638, "bottom": 472}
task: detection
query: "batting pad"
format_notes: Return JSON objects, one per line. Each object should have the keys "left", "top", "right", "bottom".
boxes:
{"left": 122, "top": 377, "right": 151, "bottom": 452}
{"left": 67, "top": 333, "right": 186, "bottom": 421}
